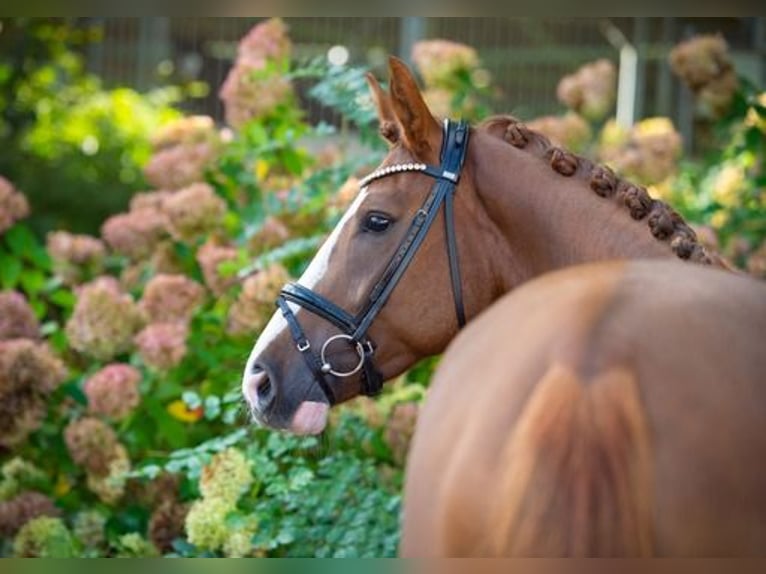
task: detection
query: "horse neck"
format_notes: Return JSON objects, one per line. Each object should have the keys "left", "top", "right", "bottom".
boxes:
{"left": 468, "top": 129, "right": 677, "bottom": 289}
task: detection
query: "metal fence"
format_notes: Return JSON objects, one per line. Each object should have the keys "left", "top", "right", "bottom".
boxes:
{"left": 79, "top": 17, "right": 766, "bottom": 134}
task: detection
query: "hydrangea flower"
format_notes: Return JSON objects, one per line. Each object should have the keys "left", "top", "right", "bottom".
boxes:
{"left": 63, "top": 417, "right": 121, "bottom": 476}
{"left": 134, "top": 322, "right": 188, "bottom": 371}
{"left": 13, "top": 516, "right": 75, "bottom": 558}
{"left": 65, "top": 277, "right": 143, "bottom": 360}
{"left": 113, "top": 533, "right": 159, "bottom": 558}
{"left": 46, "top": 231, "right": 106, "bottom": 285}
{"left": 600, "top": 117, "right": 683, "bottom": 185}
{"left": 85, "top": 445, "right": 130, "bottom": 505}
{"left": 227, "top": 264, "right": 290, "bottom": 336}
{"left": 527, "top": 113, "right": 593, "bottom": 153}
{"left": 144, "top": 141, "right": 220, "bottom": 191}
{"left": 0, "top": 339, "right": 68, "bottom": 448}
{"left": 83, "top": 364, "right": 142, "bottom": 420}
{"left": 196, "top": 240, "right": 239, "bottom": 296}
{"left": 72, "top": 510, "right": 107, "bottom": 550}
{"left": 184, "top": 496, "right": 232, "bottom": 552}
{"left": 0, "top": 291, "right": 40, "bottom": 341}
{"left": 0, "top": 175, "right": 29, "bottom": 234}
{"left": 151, "top": 115, "right": 217, "bottom": 149}
{"left": 162, "top": 183, "right": 227, "bottom": 242}
{"left": 557, "top": 59, "right": 617, "bottom": 121}
{"left": 0, "top": 491, "right": 60, "bottom": 538}
{"left": 199, "top": 448, "right": 253, "bottom": 504}
{"left": 148, "top": 499, "right": 188, "bottom": 553}
{"left": 412, "top": 39, "right": 479, "bottom": 88}
{"left": 101, "top": 209, "right": 167, "bottom": 261}
{"left": 139, "top": 274, "right": 205, "bottom": 324}
{"left": 385, "top": 402, "right": 420, "bottom": 465}
{"left": 669, "top": 34, "right": 739, "bottom": 118}
{"left": 219, "top": 18, "right": 294, "bottom": 128}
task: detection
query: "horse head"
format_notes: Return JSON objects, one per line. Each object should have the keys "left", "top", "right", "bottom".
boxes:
{"left": 241, "top": 57, "right": 501, "bottom": 434}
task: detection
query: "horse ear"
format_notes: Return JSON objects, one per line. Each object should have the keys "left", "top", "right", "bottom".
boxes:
{"left": 387, "top": 56, "right": 441, "bottom": 160}
{"left": 365, "top": 72, "right": 399, "bottom": 145}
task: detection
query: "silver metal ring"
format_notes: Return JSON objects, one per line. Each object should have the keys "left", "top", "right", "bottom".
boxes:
{"left": 319, "top": 334, "right": 365, "bottom": 378}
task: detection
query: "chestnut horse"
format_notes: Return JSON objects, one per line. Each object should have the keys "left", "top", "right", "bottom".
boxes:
{"left": 241, "top": 57, "right": 766, "bottom": 555}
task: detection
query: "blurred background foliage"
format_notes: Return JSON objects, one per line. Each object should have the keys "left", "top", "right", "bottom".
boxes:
{"left": 0, "top": 17, "right": 764, "bottom": 557}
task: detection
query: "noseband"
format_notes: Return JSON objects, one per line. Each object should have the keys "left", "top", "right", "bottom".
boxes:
{"left": 275, "top": 120, "right": 470, "bottom": 405}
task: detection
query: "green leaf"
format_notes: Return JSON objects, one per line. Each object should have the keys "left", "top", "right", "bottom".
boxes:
{"left": 0, "top": 254, "right": 22, "bottom": 288}
{"left": 3, "top": 224, "right": 38, "bottom": 256}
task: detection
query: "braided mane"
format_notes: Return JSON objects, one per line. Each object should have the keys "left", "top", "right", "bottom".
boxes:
{"left": 478, "top": 115, "right": 714, "bottom": 265}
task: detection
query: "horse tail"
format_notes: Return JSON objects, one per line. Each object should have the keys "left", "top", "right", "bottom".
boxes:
{"left": 487, "top": 364, "right": 655, "bottom": 556}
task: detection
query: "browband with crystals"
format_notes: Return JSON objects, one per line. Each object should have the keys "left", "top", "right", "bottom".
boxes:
{"left": 275, "top": 120, "right": 470, "bottom": 405}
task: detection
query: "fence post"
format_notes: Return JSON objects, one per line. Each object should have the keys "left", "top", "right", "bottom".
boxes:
{"left": 399, "top": 17, "right": 426, "bottom": 65}
{"left": 136, "top": 17, "right": 171, "bottom": 91}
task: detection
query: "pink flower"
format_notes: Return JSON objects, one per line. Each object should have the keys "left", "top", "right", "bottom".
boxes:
{"left": 151, "top": 116, "right": 217, "bottom": 150}
{"left": 65, "top": 277, "right": 143, "bottom": 361}
{"left": 134, "top": 322, "right": 188, "bottom": 371}
{"left": 143, "top": 142, "right": 219, "bottom": 191}
{"left": 227, "top": 264, "right": 290, "bottom": 336}
{"left": 219, "top": 18, "right": 294, "bottom": 128}
{"left": 101, "top": 210, "right": 167, "bottom": 260}
{"left": 138, "top": 274, "right": 205, "bottom": 324}
{"left": 64, "top": 417, "right": 122, "bottom": 476}
{"left": 162, "top": 183, "right": 227, "bottom": 242}
{"left": 0, "top": 291, "right": 40, "bottom": 341}
{"left": 0, "top": 339, "right": 67, "bottom": 448}
{"left": 46, "top": 231, "right": 106, "bottom": 285}
{"left": 196, "top": 241, "right": 239, "bottom": 296}
{"left": 0, "top": 176, "right": 29, "bottom": 234}
{"left": 83, "top": 364, "right": 141, "bottom": 420}
{"left": 128, "top": 190, "right": 172, "bottom": 213}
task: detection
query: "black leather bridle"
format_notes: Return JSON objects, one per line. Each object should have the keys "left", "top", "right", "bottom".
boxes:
{"left": 275, "top": 120, "right": 470, "bottom": 405}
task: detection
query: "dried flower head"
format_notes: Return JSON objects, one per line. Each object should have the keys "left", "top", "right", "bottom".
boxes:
{"left": 199, "top": 448, "right": 252, "bottom": 504}
{"left": 385, "top": 402, "right": 420, "bottom": 466}
{"left": 219, "top": 18, "right": 294, "bottom": 128}
{"left": 162, "top": 183, "right": 227, "bottom": 242}
{"left": 412, "top": 40, "right": 479, "bottom": 88}
{"left": 0, "top": 339, "right": 67, "bottom": 448}
{"left": 151, "top": 115, "right": 217, "bottom": 150}
{"left": 72, "top": 510, "right": 107, "bottom": 549}
{"left": 101, "top": 209, "right": 167, "bottom": 260}
{"left": 527, "top": 112, "right": 593, "bottom": 153}
{"left": 227, "top": 264, "right": 290, "bottom": 336}
{"left": 0, "top": 491, "right": 60, "bottom": 538}
{"left": 669, "top": 34, "right": 739, "bottom": 118}
{"left": 85, "top": 445, "right": 130, "bottom": 504}
{"left": 134, "top": 322, "right": 188, "bottom": 371}
{"left": 64, "top": 417, "right": 121, "bottom": 476}
{"left": 148, "top": 499, "right": 188, "bottom": 553}
{"left": 13, "top": 516, "right": 75, "bottom": 557}
{"left": 144, "top": 142, "right": 220, "bottom": 191}
{"left": 0, "top": 175, "right": 30, "bottom": 234}
{"left": 196, "top": 240, "right": 239, "bottom": 296}
{"left": 46, "top": 231, "right": 106, "bottom": 285}
{"left": 84, "top": 364, "right": 142, "bottom": 420}
{"left": 557, "top": 59, "right": 617, "bottom": 121}
{"left": 184, "top": 496, "right": 231, "bottom": 552}
{"left": 65, "top": 277, "right": 143, "bottom": 360}
{"left": 139, "top": 274, "right": 205, "bottom": 324}
{"left": 0, "top": 291, "right": 40, "bottom": 341}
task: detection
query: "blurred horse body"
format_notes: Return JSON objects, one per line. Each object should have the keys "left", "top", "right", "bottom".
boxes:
{"left": 402, "top": 259, "right": 766, "bottom": 556}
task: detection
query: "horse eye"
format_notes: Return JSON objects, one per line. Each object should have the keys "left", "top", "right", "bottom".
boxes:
{"left": 363, "top": 213, "right": 392, "bottom": 233}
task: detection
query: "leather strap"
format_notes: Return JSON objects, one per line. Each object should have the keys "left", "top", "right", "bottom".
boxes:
{"left": 272, "top": 120, "right": 470, "bottom": 405}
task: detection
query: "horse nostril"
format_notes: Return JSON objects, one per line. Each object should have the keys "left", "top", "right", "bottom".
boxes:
{"left": 247, "top": 366, "right": 274, "bottom": 410}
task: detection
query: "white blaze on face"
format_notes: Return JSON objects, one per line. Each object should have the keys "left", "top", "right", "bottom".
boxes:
{"left": 242, "top": 188, "right": 369, "bottom": 387}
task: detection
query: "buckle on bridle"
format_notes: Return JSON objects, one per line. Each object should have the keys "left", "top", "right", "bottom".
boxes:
{"left": 319, "top": 334, "right": 366, "bottom": 378}
{"left": 296, "top": 339, "right": 311, "bottom": 352}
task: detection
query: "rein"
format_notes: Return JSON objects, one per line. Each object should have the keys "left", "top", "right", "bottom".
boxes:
{"left": 275, "top": 119, "right": 470, "bottom": 405}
